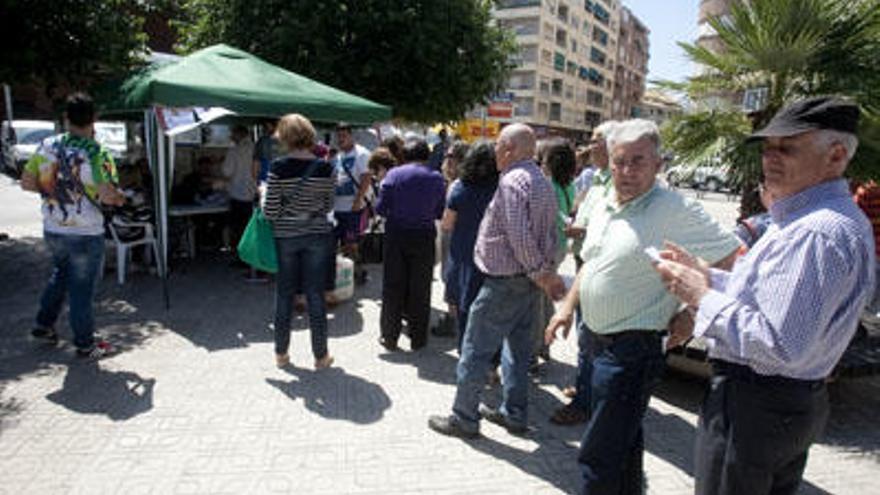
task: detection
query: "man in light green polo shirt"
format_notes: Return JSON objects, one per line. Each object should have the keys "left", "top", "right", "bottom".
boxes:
{"left": 545, "top": 119, "right": 740, "bottom": 494}
{"left": 551, "top": 120, "right": 618, "bottom": 427}
{"left": 568, "top": 120, "right": 618, "bottom": 264}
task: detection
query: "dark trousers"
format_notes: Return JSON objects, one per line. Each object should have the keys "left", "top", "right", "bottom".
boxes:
{"left": 571, "top": 322, "right": 597, "bottom": 412}
{"left": 274, "top": 233, "right": 334, "bottom": 359}
{"left": 579, "top": 331, "right": 665, "bottom": 495}
{"left": 229, "top": 198, "right": 254, "bottom": 249}
{"left": 695, "top": 362, "right": 829, "bottom": 495}
{"left": 380, "top": 229, "right": 435, "bottom": 349}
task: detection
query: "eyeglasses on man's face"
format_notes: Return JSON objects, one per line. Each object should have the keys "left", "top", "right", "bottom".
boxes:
{"left": 612, "top": 154, "right": 655, "bottom": 171}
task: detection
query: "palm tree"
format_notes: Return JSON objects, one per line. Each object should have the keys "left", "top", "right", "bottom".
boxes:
{"left": 659, "top": 0, "right": 880, "bottom": 217}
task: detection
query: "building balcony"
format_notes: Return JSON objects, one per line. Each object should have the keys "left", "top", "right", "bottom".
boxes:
{"left": 514, "top": 33, "right": 540, "bottom": 44}
{"left": 495, "top": 0, "right": 541, "bottom": 13}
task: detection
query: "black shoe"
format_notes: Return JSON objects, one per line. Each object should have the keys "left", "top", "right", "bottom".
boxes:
{"left": 378, "top": 337, "right": 399, "bottom": 352}
{"left": 430, "top": 314, "right": 457, "bottom": 337}
{"left": 478, "top": 404, "right": 529, "bottom": 436}
{"left": 410, "top": 340, "right": 427, "bottom": 352}
{"left": 30, "top": 326, "right": 59, "bottom": 345}
{"left": 428, "top": 414, "right": 479, "bottom": 439}
{"left": 354, "top": 269, "right": 368, "bottom": 286}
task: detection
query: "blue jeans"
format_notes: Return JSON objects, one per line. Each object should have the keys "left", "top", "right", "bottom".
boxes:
{"left": 571, "top": 321, "right": 597, "bottom": 412}
{"left": 274, "top": 233, "right": 333, "bottom": 359}
{"left": 36, "top": 232, "right": 105, "bottom": 350}
{"left": 579, "top": 331, "right": 665, "bottom": 495}
{"left": 452, "top": 276, "right": 541, "bottom": 433}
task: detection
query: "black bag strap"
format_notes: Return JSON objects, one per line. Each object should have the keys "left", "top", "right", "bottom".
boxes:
{"left": 341, "top": 158, "right": 374, "bottom": 213}
{"left": 57, "top": 135, "right": 117, "bottom": 219}
{"left": 302, "top": 158, "right": 323, "bottom": 180}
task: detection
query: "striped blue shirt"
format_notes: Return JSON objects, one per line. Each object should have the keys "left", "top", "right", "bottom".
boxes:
{"left": 695, "top": 179, "right": 876, "bottom": 380}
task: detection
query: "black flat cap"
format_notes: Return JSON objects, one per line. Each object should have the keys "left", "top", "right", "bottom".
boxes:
{"left": 747, "top": 96, "right": 859, "bottom": 142}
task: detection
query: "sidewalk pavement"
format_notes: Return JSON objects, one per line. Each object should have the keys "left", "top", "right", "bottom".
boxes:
{"left": 1, "top": 240, "right": 879, "bottom": 494}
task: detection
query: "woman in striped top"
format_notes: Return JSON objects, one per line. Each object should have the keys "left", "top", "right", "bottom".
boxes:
{"left": 263, "top": 114, "right": 336, "bottom": 369}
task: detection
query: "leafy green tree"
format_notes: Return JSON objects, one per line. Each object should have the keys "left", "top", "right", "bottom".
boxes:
{"left": 177, "top": 0, "right": 517, "bottom": 123}
{"left": 0, "top": 0, "right": 150, "bottom": 103}
{"left": 659, "top": 0, "right": 880, "bottom": 216}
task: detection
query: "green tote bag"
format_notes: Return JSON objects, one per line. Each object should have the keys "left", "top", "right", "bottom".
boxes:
{"left": 237, "top": 208, "right": 278, "bottom": 273}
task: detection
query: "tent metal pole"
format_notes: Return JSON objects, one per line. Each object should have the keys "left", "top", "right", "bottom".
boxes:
{"left": 156, "top": 115, "right": 170, "bottom": 310}
{"left": 144, "top": 108, "right": 170, "bottom": 309}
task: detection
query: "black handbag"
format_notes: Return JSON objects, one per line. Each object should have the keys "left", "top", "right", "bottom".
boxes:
{"left": 359, "top": 217, "right": 384, "bottom": 264}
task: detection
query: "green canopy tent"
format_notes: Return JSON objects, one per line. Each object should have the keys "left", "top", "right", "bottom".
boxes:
{"left": 99, "top": 44, "right": 392, "bottom": 308}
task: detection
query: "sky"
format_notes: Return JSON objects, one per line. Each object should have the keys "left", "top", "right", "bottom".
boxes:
{"left": 622, "top": 0, "right": 700, "bottom": 85}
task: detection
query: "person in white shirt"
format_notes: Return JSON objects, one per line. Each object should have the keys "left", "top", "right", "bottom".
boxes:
{"left": 223, "top": 125, "right": 256, "bottom": 253}
{"left": 333, "top": 123, "right": 373, "bottom": 283}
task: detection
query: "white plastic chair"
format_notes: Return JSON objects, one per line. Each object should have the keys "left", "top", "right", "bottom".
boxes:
{"left": 106, "top": 217, "right": 159, "bottom": 285}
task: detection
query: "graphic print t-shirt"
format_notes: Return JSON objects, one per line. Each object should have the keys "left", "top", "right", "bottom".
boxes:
{"left": 25, "top": 133, "right": 118, "bottom": 235}
{"left": 333, "top": 144, "right": 370, "bottom": 212}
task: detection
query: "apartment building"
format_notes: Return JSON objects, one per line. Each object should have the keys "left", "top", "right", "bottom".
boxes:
{"left": 640, "top": 89, "right": 682, "bottom": 125}
{"left": 490, "top": 0, "right": 625, "bottom": 140}
{"left": 695, "top": 0, "right": 743, "bottom": 109}
{"left": 697, "top": 0, "right": 736, "bottom": 54}
{"left": 612, "top": 6, "right": 649, "bottom": 120}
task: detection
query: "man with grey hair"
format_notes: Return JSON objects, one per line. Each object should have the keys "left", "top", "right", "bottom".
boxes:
{"left": 429, "top": 123, "right": 564, "bottom": 438}
{"left": 655, "top": 96, "right": 875, "bottom": 495}
{"left": 546, "top": 118, "right": 740, "bottom": 493}
{"left": 551, "top": 119, "right": 618, "bottom": 426}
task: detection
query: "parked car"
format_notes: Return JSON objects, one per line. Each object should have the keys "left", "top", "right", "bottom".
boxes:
{"left": 665, "top": 164, "right": 734, "bottom": 192}
{"left": 1, "top": 120, "right": 56, "bottom": 177}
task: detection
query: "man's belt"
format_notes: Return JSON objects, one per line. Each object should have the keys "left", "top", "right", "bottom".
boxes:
{"left": 483, "top": 272, "right": 526, "bottom": 280}
{"left": 591, "top": 329, "right": 663, "bottom": 345}
{"left": 711, "top": 360, "right": 825, "bottom": 390}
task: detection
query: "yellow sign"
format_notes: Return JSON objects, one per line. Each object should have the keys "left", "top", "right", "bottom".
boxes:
{"left": 455, "top": 119, "right": 500, "bottom": 143}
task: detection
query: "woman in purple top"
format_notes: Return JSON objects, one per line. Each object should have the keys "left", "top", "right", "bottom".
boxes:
{"left": 440, "top": 141, "right": 499, "bottom": 352}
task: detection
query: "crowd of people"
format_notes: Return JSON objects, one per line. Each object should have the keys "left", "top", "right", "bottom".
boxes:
{"left": 20, "top": 92, "right": 879, "bottom": 495}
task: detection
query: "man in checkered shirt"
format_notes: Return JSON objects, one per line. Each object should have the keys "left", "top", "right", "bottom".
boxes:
{"left": 429, "top": 123, "right": 565, "bottom": 438}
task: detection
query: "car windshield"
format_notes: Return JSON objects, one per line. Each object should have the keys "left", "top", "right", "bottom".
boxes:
{"left": 17, "top": 128, "right": 55, "bottom": 145}
{"left": 94, "top": 124, "right": 126, "bottom": 146}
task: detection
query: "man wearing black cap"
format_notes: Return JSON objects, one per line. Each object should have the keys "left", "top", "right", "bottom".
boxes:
{"left": 653, "top": 96, "right": 875, "bottom": 495}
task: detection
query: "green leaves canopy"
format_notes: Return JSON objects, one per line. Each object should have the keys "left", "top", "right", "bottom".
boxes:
{"left": 177, "top": 0, "right": 517, "bottom": 123}
{"left": 0, "top": 0, "right": 148, "bottom": 100}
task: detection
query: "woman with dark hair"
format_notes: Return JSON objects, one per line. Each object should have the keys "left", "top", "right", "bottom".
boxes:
{"left": 367, "top": 146, "right": 398, "bottom": 181}
{"left": 542, "top": 139, "right": 577, "bottom": 265}
{"left": 534, "top": 139, "right": 576, "bottom": 367}
{"left": 381, "top": 135, "right": 406, "bottom": 167}
{"left": 440, "top": 141, "right": 499, "bottom": 352}
{"left": 433, "top": 140, "right": 470, "bottom": 337}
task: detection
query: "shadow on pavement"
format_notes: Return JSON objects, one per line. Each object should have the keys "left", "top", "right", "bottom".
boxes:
{"left": 820, "top": 376, "right": 880, "bottom": 461}
{"left": 266, "top": 365, "right": 391, "bottom": 424}
{"left": 378, "top": 345, "right": 460, "bottom": 386}
{"left": 45, "top": 361, "right": 155, "bottom": 421}
{"left": 465, "top": 433, "right": 581, "bottom": 494}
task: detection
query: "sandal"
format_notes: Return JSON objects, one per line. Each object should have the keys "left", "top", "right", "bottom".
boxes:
{"left": 550, "top": 403, "right": 588, "bottom": 426}
{"left": 315, "top": 354, "right": 334, "bottom": 369}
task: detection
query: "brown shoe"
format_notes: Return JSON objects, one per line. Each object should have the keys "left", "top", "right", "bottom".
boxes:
{"left": 550, "top": 403, "right": 588, "bottom": 426}
{"left": 275, "top": 353, "right": 290, "bottom": 368}
{"left": 562, "top": 386, "right": 577, "bottom": 398}
{"left": 315, "top": 354, "right": 334, "bottom": 369}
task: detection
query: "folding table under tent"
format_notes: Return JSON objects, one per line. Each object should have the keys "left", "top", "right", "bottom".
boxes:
{"left": 99, "top": 43, "right": 392, "bottom": 308}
